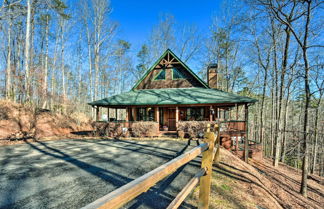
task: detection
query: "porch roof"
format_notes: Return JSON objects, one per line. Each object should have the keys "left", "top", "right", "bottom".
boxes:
{"left": 88, "top": 88, "right": 257, "bottom": 107}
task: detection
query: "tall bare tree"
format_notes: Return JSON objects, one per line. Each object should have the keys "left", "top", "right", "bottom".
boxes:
{"left": 24, "top": 0, "right": 32, "bottom": 101}
{"left": 259, "top": 0, "right": 323, "bottom": 196}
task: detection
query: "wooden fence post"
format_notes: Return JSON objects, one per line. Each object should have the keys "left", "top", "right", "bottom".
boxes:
{"left": 206, "top": 124, "right": 210, "bottom": 133}
{"left": 244, "top": 104, "right": 249, "bottom": 163}
{"left": 199, "top": 124, "right": 215, "bottom": 209}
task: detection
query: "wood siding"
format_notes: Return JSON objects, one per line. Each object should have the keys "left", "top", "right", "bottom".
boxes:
{"left": 135, "top": 60, "right": 206, "bottom": 90}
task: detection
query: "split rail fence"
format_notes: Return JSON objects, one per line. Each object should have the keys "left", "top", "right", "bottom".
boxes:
{"left": 82, "top": 124, "right": 220, "bottom": 209}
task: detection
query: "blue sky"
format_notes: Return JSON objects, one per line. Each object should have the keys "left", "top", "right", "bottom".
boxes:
{"left": 110, "top": 0, "right": 222, "bottom": 49}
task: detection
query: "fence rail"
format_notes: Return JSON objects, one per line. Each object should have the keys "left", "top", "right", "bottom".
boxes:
{"left": 82, "top": 124, "right": 219, "bottom": 209}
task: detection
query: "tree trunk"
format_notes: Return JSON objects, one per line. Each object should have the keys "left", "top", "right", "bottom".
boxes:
{"left": 271, "top": 20, "right": 279, "bottom": 163}
{"left": 77, "top": 33, "right": 82, "bottom": 102}
{"left": 5, "top": 20, "right": 12, "bottom": 100}
{"left": 24, "top": 0, "right": 32, "bottom": 101}
{"left": 42, "top": 15, "right": 49, "bottom": 108}
{"left": 280, "top": 99, "right": 289, "bottom": 163}
{"left": 274, "top": 27, "right": 291, "bottom": 167}
{"left": 16, "top": 30, "right": 23, "bottom": 103}
{"left": 311, "top": 96, "right": 321, "bottom": 174}
{"left": 51, "top": 28, "right": 59, "bottom": 109}
{"left": 300, "top": 1, "right": 312, "bottom": 198}
{"left": 60, "top": 19, "right": 66, "bottom": 101}
{"left": 94, "top": 45, "right": 99, "bottom": 101}
{"left": 86, "top": 27, "right": 93, "bottom": 100}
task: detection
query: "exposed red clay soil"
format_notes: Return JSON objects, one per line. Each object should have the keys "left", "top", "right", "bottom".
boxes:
{"left": 0, "top": 100, "right": 92, "bottom": 145}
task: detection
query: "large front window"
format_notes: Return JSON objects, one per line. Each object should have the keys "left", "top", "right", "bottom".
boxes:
{"left": 186, "top": 107, "right": 205, "bottom": 121}
{"left": 137, "top": 107, "right": 155, "bottom": 121}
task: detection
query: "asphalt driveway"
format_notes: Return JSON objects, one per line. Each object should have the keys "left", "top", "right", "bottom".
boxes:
{"left": 0, "top": 139, "right": 201, "bottom": 209}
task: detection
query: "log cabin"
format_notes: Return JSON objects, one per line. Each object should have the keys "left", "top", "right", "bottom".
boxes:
{"left": 89, "top": 49, "right": 258, "bottom": 153}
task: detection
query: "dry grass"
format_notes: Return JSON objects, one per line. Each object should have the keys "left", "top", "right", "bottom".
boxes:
{"left": 187, "top": 149, "right": 283, "bottom": 209}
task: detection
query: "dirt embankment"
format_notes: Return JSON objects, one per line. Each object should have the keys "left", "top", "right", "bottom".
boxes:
{"left": 0, "top": 100, "right": 92, "bottom": 144}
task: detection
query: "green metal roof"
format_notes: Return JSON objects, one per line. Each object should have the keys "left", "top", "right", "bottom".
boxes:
{"left": 132, "top": 49, "right": 209, "bottom": 90}
{"left": 88, "top": 88, "right": 258, "bottom": 107}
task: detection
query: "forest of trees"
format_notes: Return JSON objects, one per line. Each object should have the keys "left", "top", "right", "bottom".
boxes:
{"left": 0, "top": 0, "right": 323, "bottom": 197}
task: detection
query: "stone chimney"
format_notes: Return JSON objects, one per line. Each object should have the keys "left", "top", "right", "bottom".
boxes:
{"left": 207, "top": 64, "right": 218, "bottom": 89}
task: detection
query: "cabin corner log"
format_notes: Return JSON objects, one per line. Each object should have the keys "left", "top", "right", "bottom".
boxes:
{"left": 82, "top": 143, "right": 209, "bottom": 209}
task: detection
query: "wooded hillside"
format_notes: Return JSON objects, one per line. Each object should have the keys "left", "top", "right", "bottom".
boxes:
{"left": 0, "top": 0, "right": 323, "bottom": 198}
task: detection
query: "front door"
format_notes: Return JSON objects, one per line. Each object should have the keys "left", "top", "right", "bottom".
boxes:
{"left": 168, "top": 108, "right": 176, "bottom": 131}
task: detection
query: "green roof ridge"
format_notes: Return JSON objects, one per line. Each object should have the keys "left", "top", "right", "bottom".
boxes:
{"left": 88, "top": 87, "right": 258, "bottom": 106}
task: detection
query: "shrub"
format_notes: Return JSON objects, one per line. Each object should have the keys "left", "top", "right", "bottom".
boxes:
{"left": 92, "top": 122, "right": 108, "bottom": 136}
{"left": 177, "top": 121, "right": 218, "bottom": 138}
{"left": 92, "top": 122, "right": 130, "bottom": 137}
{"left": 0, "top": 106, "right": 9, "bottom": 120}
{"left": 178, "top": 130, "right": 185, "bottom": 139}
{"left": 107, "top": 122, "right": 124, "bottom": 137}
{"left": 131, "top": 122, "right": 159, "bottom": 137}
{"left": 70, "top": 112, "right": 91, "bottom": 125}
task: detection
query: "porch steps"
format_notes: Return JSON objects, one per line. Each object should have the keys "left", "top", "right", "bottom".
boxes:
{"left": 159, "top": 131, "right": 178, "bottom": 138}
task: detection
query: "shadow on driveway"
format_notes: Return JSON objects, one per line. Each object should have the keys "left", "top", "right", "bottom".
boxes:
{"left": 0, "top": 139, "right": 200, "bottom": 209}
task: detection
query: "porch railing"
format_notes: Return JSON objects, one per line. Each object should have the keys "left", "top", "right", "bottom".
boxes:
{"left": 82, "top": 124, "right": 220, "bottom": 209}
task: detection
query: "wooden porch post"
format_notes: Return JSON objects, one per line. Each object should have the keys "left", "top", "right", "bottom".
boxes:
{"left": 125, "top": 107, "right": 129, "bottom": 121}
{"left": 132, "top": 107, "right": 137, "bottom": 121}
{"left": 96, "top": 106, "right": 100, "bottom": 121}
{"left": 209, "top": 106, "right": 213, "bottom": 121}
{"left": 236, "top": 135, "right": 239, "bottom": 154}
{"left": 244, "top": 104, "right": 249, "bottom": 163}
{"left": 107, "top": 107, "right": 110, "bottom": 121}
{"left": 115, "top": 108, "right": 118, "bottom": 121}
{"left": 175, "top": 106, "right": 179, "bottom": 129}
{"left": 155, "top": 107, "right": 160, "bottom": 133}
{"left": 155, "top": 107, "right": 159, "bottom": 123}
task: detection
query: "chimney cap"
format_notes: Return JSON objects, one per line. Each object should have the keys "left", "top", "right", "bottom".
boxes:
{"left": 207, "top": 63, "right": 218, "bottom": 69}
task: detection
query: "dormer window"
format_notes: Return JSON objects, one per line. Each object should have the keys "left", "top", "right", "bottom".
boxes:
{"left": 172, "top": 67, "right": 186, "bottom": 79}
{"left": 154, "top": 69, "right": 166, "bottom": 80}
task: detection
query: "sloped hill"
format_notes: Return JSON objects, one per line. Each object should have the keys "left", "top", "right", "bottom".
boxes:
{"left": 188, "top": 148, "right": 323, "bottom": 209}
{"left": 251, "top": 158, "right": 323, "bottom": 209}
{"left": 0, "top": 100, "right": 92, "bottom": 144}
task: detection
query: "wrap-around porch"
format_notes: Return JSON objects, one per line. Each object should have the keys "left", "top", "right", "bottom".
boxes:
{"left": 93, "top": 103, "right": 251, "bottom": 152}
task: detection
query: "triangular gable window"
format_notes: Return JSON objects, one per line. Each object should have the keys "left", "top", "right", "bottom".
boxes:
{"left": 132, "top": 49, "right": 209, "bottom": 90}
{"left": 172, "top": 67, "right": 186, "bottom": 79}
{"left": 154, "top": 69, "right": 166, "bottom": 80}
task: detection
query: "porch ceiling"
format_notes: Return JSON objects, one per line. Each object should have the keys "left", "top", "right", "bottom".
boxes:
{"left": 89, "top": 87, "right": 257, "bottom": 107}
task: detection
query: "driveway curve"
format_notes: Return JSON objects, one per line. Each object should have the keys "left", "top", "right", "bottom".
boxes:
{"left": 0, "top": 139, "right": 201, "bottom": 209}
